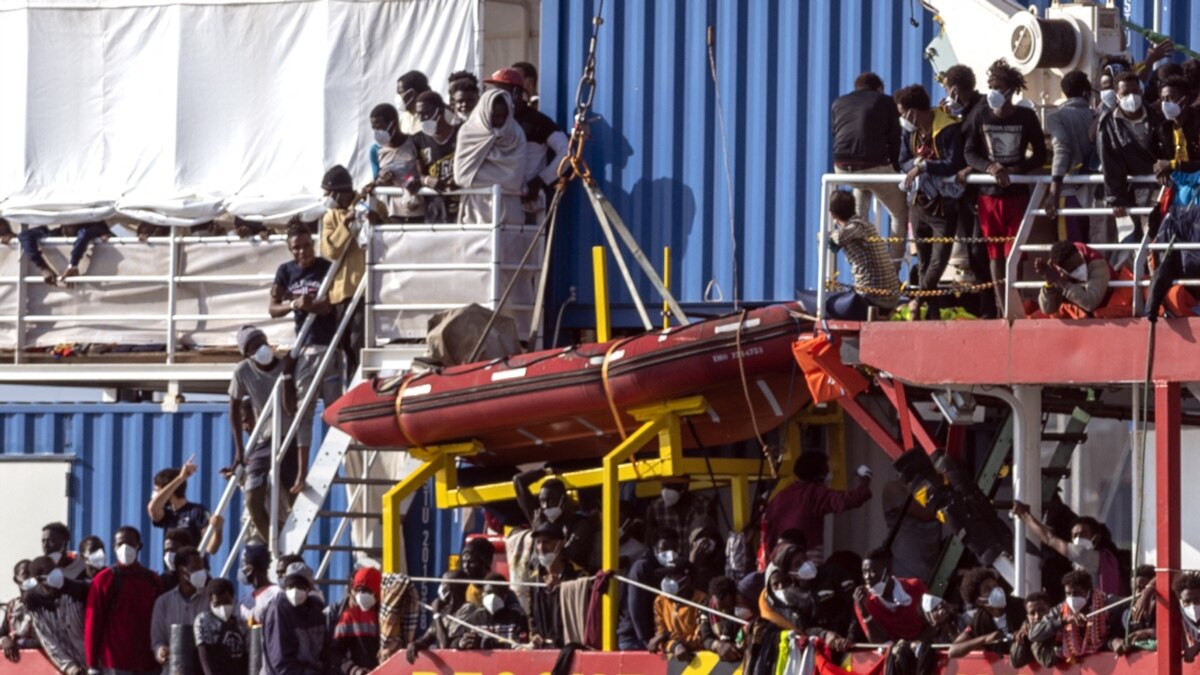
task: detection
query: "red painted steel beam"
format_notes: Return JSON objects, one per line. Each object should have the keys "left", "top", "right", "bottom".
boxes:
{"left": 877, "top": 377, "right": 939, "bottom": 454}
{"left": 857, "top": 317, "right": 1200, "bottom": 385}
{"left": 1155, "top": 381, "right": 1182, "bottom": 675}
{"left": 838, "top": 393, "right": 905, "bottom": 460}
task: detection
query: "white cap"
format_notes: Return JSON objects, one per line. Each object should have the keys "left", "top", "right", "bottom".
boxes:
{"left": 921, "top": 594, "right": 944, "bottom": 615}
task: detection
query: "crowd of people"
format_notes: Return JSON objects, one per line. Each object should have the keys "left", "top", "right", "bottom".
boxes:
{"left": 0, "top": 62, "right": 566, "bottom": 289}
{"left": 824, "top": 39, "right": 1200, "bottom": 322}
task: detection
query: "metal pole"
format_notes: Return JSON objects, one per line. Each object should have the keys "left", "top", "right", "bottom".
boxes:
{"left": 816, "top": 176, "right": 830, "bottom": 318}
{"left": 490, "top": 183, "right": 502, "bottom": 229}
{"left": 593, "top": 247, "right": 610, "bottom": 342}
{"left": 169, "top": 623, "right": 196, "bottom": 675}
{"left": 1154, "top": 381, "right": 1182, "bottom": 675}
{"left": 269, "top": 393, "right": 281, "bottom": 555}
{"left": 248, "top": 625, "right": 263, "bottom": 675}
{"left": 166, "top": 226, "right": 178, "bottom": 363}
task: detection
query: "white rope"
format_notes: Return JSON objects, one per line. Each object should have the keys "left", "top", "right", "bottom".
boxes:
{"left": 1086, "top": 594, "right": 1135, "bottom": 619}
{"left": 615, "top": 574, "right": 748, "bottom": 626}
{"left": 416, "top": 601, "right": 528, "bottom": 649}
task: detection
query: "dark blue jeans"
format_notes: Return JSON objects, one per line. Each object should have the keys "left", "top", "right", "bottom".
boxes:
{"left": 18, "top": 223, "right": 108, "bottom": 269}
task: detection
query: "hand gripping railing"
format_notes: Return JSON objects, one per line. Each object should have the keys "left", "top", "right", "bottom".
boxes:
{"left": 816, "top": 173, "right": 1161, "bottom": 320}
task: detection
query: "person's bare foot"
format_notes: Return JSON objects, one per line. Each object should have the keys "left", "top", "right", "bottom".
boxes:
{"left": 60, "top": 266, "right": 80, "bottom": 282}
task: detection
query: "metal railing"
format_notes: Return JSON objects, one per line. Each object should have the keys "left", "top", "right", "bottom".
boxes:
{"left": 817, "top": 173, "right": 1174, "bottom": 320}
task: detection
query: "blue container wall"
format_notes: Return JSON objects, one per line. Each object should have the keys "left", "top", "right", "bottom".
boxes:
{"left": 0, "top": 403, "right": 458, "bottom": 602}
{"left": 539, "top": 0, "right": 1200, "bottom": 328}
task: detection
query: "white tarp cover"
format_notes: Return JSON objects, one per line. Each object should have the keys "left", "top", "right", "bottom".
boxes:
{"left": 0, "top": 0, "right": 480, "bottom": 224}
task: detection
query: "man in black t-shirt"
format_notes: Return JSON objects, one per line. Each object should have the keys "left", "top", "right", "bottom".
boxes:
{"left": 148, "top": 461, "right": 222, "bottom": 556}
{"left": 412, "top": 91, "right": 461, "bottom": 223}
{"left": 269, "top": 222, "right": 343, "bottom": 468}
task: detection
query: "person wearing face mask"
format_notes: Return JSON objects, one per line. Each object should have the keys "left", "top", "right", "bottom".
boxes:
{"left": 940, "top": 65, "right": 983, "bottom": 121}
{"left": 458, "top": 537, "right": 497, "bottom": 606}
{"left": 1044, "top": 71, "right": 1098, "bottom": 244}
{"left": 85, "top": 526, "right": 162, "bottom": 675}
{"left": 1152, "top": 76, "right": 1200, "bottom": 184}
{"left": 235, "top": 544, "right": 276, "bottom": 626}
{"left": 948, "top": 567, "right": 1026, "bottom": 657}
{"left": 645, "top": 478, "right": 716, "bottom": 552}
{"left": 895, "top": 83, "right": 967, "bottom": 316}
{"left": 394, "top": 70, "right": 453, "bottom": 135}
{"left": 645, "top": 563, "right": 705, "bottom": 662}
{"left": 410, "top": 91, "right": 461, "bottom": 222}
{"left": 79, "top": 536, "right": 106, "bottom": 581}
{"left": 617, "top": 529, "right": 683, "bottom": 650}
{"left": 1031, "top": 240, "right": 1129, "bottom": 319}
{"left": 150, "top": 547, "right": 209, "bottom": 672}
{"left": 23, "top": 556, "right": 89, "bottom": 674}
{"left": 450, "top": 572, "right": 527, "bottom": 649}
{"left": 852, "top": 547, "right": 927, "bottom": 643}
{"left": 699, "top": 576, "right": 745, "bottom": 662}
{"left": 1175, "top": 572, "right": 1200, "bottom": 662}
{"left": 886, "top": 594, "right": 958, "bottom": 675}
{"left": 405, "top": 570, "right": 467, "bottom": 664}
{"left": 327, "top": 566, "right": 382, "bottom": 674}
{"left": 764, "top": 451, "right": 871, "bottom": 562}
{"left": 148, "top": 464, "right": 220, "bottom": 557}
{"left": 262, "top": 573, "right": 327, "bottom": 675}
{"left": 687, "top": 525, "right": 725, "bottom": 592}
{"left": 42, "top": 522, "right": 87, "bottom": 581}
{"left": 158, "top": 528, "right": 195, "bottom": 593}
{"left": 1097, "top": 71, "right": 1162, "bottom": 245}
{"left": 757, "top": 543, "right": 853, "bottom": 648}
{"left": 448, "top": 71, "right": 482, "bottom": 124}
{"left": 223, "top": 325, "right": 301, "bottom": 544}
{"left": 318, "top": 165, "right": 382, "bottom": 379}
{"left": 483, "top": 68, "right": 568, "bottom": 226}
{"left": 1042, "top": 570, "right": 1124, "bottom": 660}
{"left": 453, "top": 88, "right": 527, "bottom": 226}
{"left": 1, "top": 560, "right": 37, "bottom": 662}
{"left": 962, "top": 58, "right": 1047, "bottom": 312}
{"left": 513, "top": 469, "right": 596, "bottom": 570}
{"left": 364, "top": 102, "right": 425, "bottom": 223}
{"left": 1011, "top": 503, "right": 1123, "bottom": 596}
{"left": 529, "top": 524, "right": 583, "bottom": 649}
{"left": 193, "top": 578, "right": 246, "bottom": 675}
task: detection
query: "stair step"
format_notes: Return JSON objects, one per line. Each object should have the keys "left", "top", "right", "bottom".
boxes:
{"left": 1042, "top": 467, "right": 1071, "bottom": 479}
{"left": 331, "top": 476, "right": 398, "bottom": 486}
{"left": 317, "top": 510, "right": 384, "bottom": 519}
{"left": 1042, "top": 432, "right": 1087, "bottom": 443}
{"left": 302, "top": 544, "right": 383, "bottom": 554}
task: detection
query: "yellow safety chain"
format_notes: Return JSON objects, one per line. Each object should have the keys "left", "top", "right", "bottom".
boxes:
{"left": 866, "top": 235, "right": 1016, "bottom": 244}
{"left": 824, "top": 279, "right": 997, "bottom": 299}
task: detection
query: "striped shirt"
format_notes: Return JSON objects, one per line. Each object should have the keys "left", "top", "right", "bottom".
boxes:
{"left": 830, "top": 217, "right": 900, "bottom": 309}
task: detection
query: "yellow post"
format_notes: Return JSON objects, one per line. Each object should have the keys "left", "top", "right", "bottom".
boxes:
{"left": 381, "top": 455, "right": 442, "bottom": 573}
{"left": 730, "top": 474, "right": 750, "bottom": 533}
{"left": 662, "top": 246, "right": 671, "bottom": 330}
{"left": 593, "top": 246, "right": 610, "bottom": 342}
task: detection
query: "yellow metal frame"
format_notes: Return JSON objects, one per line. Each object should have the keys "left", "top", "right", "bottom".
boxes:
{"left": 380, "top": 396, "right": 824, "bottom": 649}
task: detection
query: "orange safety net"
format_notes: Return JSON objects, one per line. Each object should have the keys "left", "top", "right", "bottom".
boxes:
{"left": 791, "top": 333, "right": 869, "bottom": 405}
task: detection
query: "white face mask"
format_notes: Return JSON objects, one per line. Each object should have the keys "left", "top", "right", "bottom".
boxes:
{"left": 437, "top": 584, "right": 452, "bottom": 602}
{"left": 87, "top": 549, "right": 107, "bottom": 569}
{"left": 1119, "top": 93, "right": 1143, "bottom": 114}
{"left": 212, "top": 604, "right": 234, "bottom": 622}
{"left": 251, "top": 344, "right": 273, "bottom": 366}
{"left": 795, "top": 561, "right": 818, "bottom": 581}
{"left": 482, "top": 592, "right": 503, "bottom": 614}
{"left": 1068, "top": 263, "right": 1088, "bottom": 282}
{"left": 1066, "top": 595, "right": 1088, "bottom": 614}
{"left": 1163, "top": 99, "right": 1183, "bottom": 121}
{"left": 189, "top": 569, "right": 209, "bottom": 590}
{"left": 1100, "top": 89, "right": 1118, "bottom": 109}
{"left": 45, "top": 568, "right": 65, "bottom": 589}
{"left": 420, "top": 119, "right": 439, "bottom": 136}
{"left": 321, "top": 195, "right": 337, "bottom": 211}
{"left": 373, "top": 127, "right": 393, "bottom": 146}
{"left": 1072, "top": 536, "right": 1094, "bottom": 551}
{"left": 542, "top": 505, "right": 563, "bottom": 523}
{"left": 21, "top": 578, "right": 37, "bottom": 591}
{"left": 537, "top": 550, "right": 558, "bottom": 568}
{"left": 660, "top": 577, "right": 680, "bottom": 596}
{"left": 944, "top": 96, "right": 965, "bottom": 117}
{"left": 660, "top": 488, "right": 682, "bottom": 508}
{"left": 986, "top": 88, "right": 1008, "bottom": 110}
{"left": 656, "top": 549, "right": 678, "bottom": 567}
{"left": 285, "top": 588, "right": 308, "bottom": 607}
{"left": 735, "top": 606, "right": 754, "bottom": 620}
{"left": 116, "top": 544, "right": 138, "bottom": 566}
{"left": 394, "top": 94, "right": 407, "bottom": 113}
{"left": 48, "top": 551, "right": 63, "bottom": 564}
{"left": 164, "top": 551, "right": 176, "bottom": 572}
{"left": 355, "top": 592, "right": 376, "bottom": 611}
{"left": 773, "top": 588, "right": 791, "bottom": 605}
{"left": 870, "top": 580, "right": 887, "bottom": 597}
{"left": 899, "top": 116, "right": 917, "bottom": 133}
{"left": 987, "top": 586, "right": 1007, "bottom": 609}
{"left": 1183, "top": 603, "right": 1199, "bottom": 624}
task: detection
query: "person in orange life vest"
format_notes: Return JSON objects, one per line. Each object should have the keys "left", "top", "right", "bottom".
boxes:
{"left": 1033, "top": 241, "right": 1133, "bottom": 319}
{"left": 852, "top": 547, "right": 927, "bottom": 642}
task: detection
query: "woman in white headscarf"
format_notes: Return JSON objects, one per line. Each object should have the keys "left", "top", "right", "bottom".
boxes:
{"left": 454, "top": 88, "right": 526, "bottom": 224}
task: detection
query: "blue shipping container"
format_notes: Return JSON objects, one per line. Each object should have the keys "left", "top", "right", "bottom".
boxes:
{"left": 0, "top": 402, "right": 458, "bottom": 606}
{"left": 539, "top": 0, "right": 1198, "bottom": 328}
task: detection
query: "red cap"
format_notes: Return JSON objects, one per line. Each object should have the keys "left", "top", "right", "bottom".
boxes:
{"left": 484, "top": 67, "right": 525, "bottom": 89}
{"left": 352, "top": 566, "right": 382, "bottom": 596}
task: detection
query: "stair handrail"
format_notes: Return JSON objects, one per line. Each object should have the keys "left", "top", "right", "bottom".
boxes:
{"left": 201, "top": 206, "right": 367, "bottom": 559}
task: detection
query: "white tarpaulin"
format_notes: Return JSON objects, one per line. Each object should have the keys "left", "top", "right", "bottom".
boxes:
{"left": 0, "top": 0, "right": 480, "bottom": 224}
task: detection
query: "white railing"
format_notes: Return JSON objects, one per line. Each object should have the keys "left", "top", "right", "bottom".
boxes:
{"left": 817, "top": 173, "right": 1169, "bottom": 320}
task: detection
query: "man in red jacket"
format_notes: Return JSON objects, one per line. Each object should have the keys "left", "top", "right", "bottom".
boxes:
{"left": 85, "top": 526, "right": 161, "bottom": 675}
{"left": 853, "top": 547, "right": 928, "bottom": 643}
{"left": 764, "top": 451, "right": 872, "bottom": 562}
